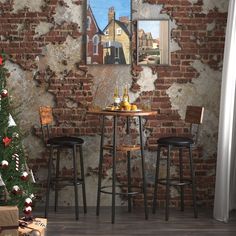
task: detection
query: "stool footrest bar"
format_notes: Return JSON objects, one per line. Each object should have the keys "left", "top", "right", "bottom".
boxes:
{"left": 158, "top": 178, "right": 192, "bottom": 186}
{"left": 100, "top": 185, "right": 142, "bottom": 196}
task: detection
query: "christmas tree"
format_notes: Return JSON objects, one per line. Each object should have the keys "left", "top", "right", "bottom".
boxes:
{"left": 0, "top": 52, "right": 34, "bottom": 217}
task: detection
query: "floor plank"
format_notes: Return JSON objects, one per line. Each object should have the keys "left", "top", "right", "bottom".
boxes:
{"left": 35, "top": 207, "right": 236, "bottom": 236}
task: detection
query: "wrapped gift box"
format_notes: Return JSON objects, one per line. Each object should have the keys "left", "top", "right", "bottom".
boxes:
{"left": 18, "top": 218, "right": 47, "bottom": 236}
{"left": 0, "top": 206, "right": 19, "bottom": 236}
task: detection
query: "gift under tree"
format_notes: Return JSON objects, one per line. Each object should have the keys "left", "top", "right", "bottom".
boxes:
{"left": 0, "top": 52, "right": 34, "bottom": 218}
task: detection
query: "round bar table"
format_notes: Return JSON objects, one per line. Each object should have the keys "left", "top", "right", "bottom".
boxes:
{"left": 87, "top": 109, "right": 157, "bottom": 223}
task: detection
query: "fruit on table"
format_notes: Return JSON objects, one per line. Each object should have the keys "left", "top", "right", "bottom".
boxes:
{"left": 120, "top": 101, "right": 131, "bottom": 111}
{"left": 108, "top": 102, "right": 138, "bottom": 112}
{"left": 131, "top": 104, "right": 137, "bottom": 111}
{"left": 124, "top": 103, "right": 131, "bottom": 111}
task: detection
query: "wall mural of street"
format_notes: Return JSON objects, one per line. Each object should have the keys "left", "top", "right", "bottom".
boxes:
{"left": 137, "top": 20, "right": 169, "bottom": 65}
{"left": 86, "top": 0, "right": 131, "bottom": 65}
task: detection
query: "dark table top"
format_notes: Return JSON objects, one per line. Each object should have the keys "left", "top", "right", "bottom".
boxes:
{"left": 87, "top": 109, "right": 157, "bottom": 117}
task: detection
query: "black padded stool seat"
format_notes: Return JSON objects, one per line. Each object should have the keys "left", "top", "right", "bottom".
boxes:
{"left": 158, "top": 137, "right": 194, "bottom": 147}
{"left": 47, "top": 136, "right": 84, "bottom": 146}
{"left": 39, "top": 106, "right": 87, "bottom": 220}
{"left": 152, "top": 106, "right": 204, "bottom": 221}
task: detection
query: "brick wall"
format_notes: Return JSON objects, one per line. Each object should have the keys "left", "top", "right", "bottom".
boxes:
{"left": 0, "top": 0, "right": 228, "bottom": 208}
{"left": 133, "top": 0, "right": 227, "bottom": 207}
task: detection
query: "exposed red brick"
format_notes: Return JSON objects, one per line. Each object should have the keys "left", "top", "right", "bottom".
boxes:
{"left": 0, "top": 0, "right": 226, "bottom": 208}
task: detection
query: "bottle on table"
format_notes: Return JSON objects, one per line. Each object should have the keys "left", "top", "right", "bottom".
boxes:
{"left": 122, "top": 84, "right": 130, "bottom": 103}
{"left": 121, "top": 84, "right": 131, "bottom": 110}
{"left": 113, "top": 84, "right": 121, "bottom": 109}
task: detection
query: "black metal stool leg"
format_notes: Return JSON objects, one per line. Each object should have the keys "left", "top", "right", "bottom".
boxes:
{"left": 111, "top": 115, "right": 117, "bottom": 224}
{"left": 73, "top": 145, "right": 79, "bottom": 220}
{"left": 45, "top": 146, "right": 53, "bottom": 218}
{"left": 127, "top": 150, "right": 132, "bottom": 213}
{"left": 96, "top": 115, "right": 105, "bottom": 216}
{"left": 179, "top": 148, "right": 184, "bottom": 212}
{"left": 138, "top": 116, "right": 148, "bottom": 220}
{"left": 152, "top": 145, "right": 161, "bottom": 214}
{"left": 54, "top": 149, "right": 60, "bottom": 212}
{"left": 126, "top": 117, "right": 132, "bottom": 213}
{"left": 79, "top": 145, "right": 87, "bottom": 214}
{"left": 165, "top": 145, "right": 171, "bottom": 221}
{"left": 189, "top": 146, "right": 198, "bottom": 218}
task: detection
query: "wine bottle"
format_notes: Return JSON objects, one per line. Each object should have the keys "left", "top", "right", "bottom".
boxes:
{"left": 122, "top": 84, "right": 129, "bottom": 103}
{"left": 113, "top": 84, "right": 121, "bottom": 107}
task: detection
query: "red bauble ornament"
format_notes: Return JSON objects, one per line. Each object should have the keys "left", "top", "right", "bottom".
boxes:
{"left": 23, "top": 206, "right": 32, "bottom": 215}
{"left": 1, "top": 89, "right": 8, "bottom": 97}
{"left": 1, "top": 160, "right": 9, "bottom": 169}
{"left": 24, "top": 197, "right": 33, "bottom": 207}
{"left": 0, "top": 56, "right": 3, "bottom": 65}
{"left": 3, "top": 137, "right": 12, "bottom": 147}
{"left": 12, "top": 185, "right": 20, "bottom": 195}
{"left": 20, "top": 171, "right": 29, "bottom": 181}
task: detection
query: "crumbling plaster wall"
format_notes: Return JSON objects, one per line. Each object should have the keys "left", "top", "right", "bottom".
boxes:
{"left": 1, "top": 0, "right": 119, "bottom": 207}
{"left": 12, "top": 0, "right": 46, "bottom": 13}
{"left": 42, "top": 35, "right": 82, "bottom": 76}
{"left": 89, "top": 0, "right": 229, "bottom": 207}
{"left": 53, "top": 0, "right": 84, "bottom": 27}
{"left": 167, "top": 61, "right": 222, "bottom": 158}
{"left": 143, "top": 0, "right": 228, "bottom": 205}
{"left": 0, "top": 0, "right": 229, "bottom": 207}
{"left": 5, "top": 60, "right": 54, "bottom": 162}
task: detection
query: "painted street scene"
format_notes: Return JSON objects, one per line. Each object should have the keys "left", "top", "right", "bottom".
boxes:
{"left": 137, "top": 20, "right": 169, "bottom": 65}
{"left": 87, "top": 0, "right": 131, "bottom": 64}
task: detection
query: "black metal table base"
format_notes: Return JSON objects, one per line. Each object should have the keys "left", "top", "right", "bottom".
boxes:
{"left": 96, "top": 115, "right": 148, "bottom": 224}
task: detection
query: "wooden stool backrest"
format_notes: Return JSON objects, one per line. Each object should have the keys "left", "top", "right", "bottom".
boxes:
{"left": 185, "top": 106, "right": 204, "bottom": 124}
{"left": 185, "top": 106, "right": 204, "bottom": 144}
{"left": 39, "top": 106, "right": 53, "bottom": 144}
{"left": 39, "top": 106, "right": 53, "bottom": 125}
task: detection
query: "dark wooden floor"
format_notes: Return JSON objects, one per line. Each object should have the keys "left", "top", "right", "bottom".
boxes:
{"left": 37, "top": 207, "right": 236, "bottom": 236}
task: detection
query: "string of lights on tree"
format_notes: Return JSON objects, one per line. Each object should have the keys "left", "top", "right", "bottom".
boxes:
{"left": 0, "top": 51, "right": 35, "bottom": 219}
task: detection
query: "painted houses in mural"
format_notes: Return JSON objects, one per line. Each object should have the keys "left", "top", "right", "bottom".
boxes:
{"left": 101, "top": 7, "right": 131, "bottom": 64}
{"left": 86, "top": 4, "right": 104, "bottom": 64}
{"left": 138, "top": 30, "right": 156, "bottom": 50}
{"left": 87, "top": 1, "right": 131, "bottom": 65}
{"left": 137, "top": 20, "right": 169, "bottom": 65}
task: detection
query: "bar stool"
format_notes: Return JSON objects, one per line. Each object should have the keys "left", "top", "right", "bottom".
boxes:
{"left": 39, "top": 106, "right": 87, "bottom": 220}
{"left": 152, "top": 106, "right": 204, "bottom": 220}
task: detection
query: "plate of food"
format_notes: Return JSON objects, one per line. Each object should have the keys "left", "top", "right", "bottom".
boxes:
{"left": 103, "top": 104, "right": 142, "bottom": 112}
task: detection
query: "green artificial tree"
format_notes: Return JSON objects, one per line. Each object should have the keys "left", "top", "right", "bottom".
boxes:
{"left": 0, "top": 52, "right": 34, "bottom": 217}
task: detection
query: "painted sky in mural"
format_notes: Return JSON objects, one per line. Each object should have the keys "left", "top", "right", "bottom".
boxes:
{"left": 138, "top": 20, "right": 160, "bottom": 39}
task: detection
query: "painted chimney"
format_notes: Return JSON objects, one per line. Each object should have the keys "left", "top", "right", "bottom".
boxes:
{"left": 108, "top": 7, "right": 115, "bottom": 22}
